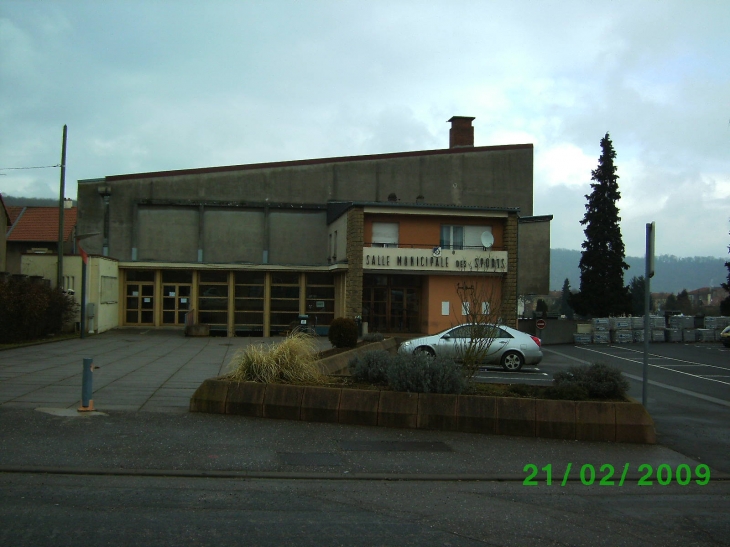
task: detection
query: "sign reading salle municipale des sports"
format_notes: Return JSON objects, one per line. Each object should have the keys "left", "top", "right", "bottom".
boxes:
{"left": 362, "top": 247, "right": 508, "bottom": 273}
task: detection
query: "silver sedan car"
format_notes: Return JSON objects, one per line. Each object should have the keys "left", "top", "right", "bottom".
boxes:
{"left": 398, "top": 323, "right": 542, "bottom": 371}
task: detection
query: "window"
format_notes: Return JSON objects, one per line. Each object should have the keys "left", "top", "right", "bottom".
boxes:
{"left": 270, "top": 272, "right": 300, "bottom": 334}
{"left": 440, "top": 225, "right": 464, "bottom": 250}
{"left": 306, "top": 272, "right": 335, "bottom": 327}
{"left": 371, "top": 222, "right": 399, "bottom": 248}
{"left": 234, "top": 271, "right": 264, "bottom": 336}
{"left": 441, "top": 225, "right": 493, "bottom": 250}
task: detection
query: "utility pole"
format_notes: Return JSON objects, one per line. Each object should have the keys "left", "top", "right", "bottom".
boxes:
{"left": 642, "top": 221, "right": 655, "bottom": 407}
{"left": 57, "top": 125, "right": 68, "bottom": 290}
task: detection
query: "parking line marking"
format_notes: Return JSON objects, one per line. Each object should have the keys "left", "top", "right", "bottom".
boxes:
{"left": 573, "top": 347, "right": 730, "bottom": 386}
{"left": 610, "top": 346, "right": 730, "bottom": 371}
{"left": 543, "top": 348, "right": 730, "bottom": 408}
{"left": 475, "top": 376, "right": 552, "bottom": 382}
{"left": 576, "top": 345, "right": 730, "bottom": 371}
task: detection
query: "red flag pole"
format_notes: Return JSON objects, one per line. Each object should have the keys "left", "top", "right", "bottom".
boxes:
{"left": 79, "top": 244, "right": 88, "bottom": 338}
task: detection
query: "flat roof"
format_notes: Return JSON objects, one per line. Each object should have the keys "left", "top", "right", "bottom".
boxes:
{"left": 89, "top": 143, "right": 533, "bottom": 183}
{"left": 327, "top": 200, "right": 519, "bottom": 224}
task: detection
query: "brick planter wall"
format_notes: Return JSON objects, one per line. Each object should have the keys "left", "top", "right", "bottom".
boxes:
{"left": 190, "top": 379, "right": 656, "bottom": 444}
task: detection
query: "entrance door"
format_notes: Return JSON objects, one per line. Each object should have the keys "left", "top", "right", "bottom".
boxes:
{"left": 125, "top": 283, "right": 154, "bottom": 325}
{"left": 390, "top": 288, "right": 419, "bottom": 332}
{"left": 162, "top": 284, "right": 192, "bottom": 325}
{"left": 362, "top": 275, "right": 421, "bottom": 333}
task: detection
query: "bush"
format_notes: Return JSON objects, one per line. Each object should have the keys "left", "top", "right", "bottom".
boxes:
{"left": 227, "top": 331, "right": 324, "bottom": 384}
{"left": 544, "top": 383, "right": 590, "bottom": 401}
{"left": 0, "top": 278, "right": 78, "bottom": 344}
{"left": 552, "top": 363, "right": 629, "bottom": 399}
{"left": 387, "top": 352, "right": 466, "bottom": 394}
{"left": 362, "top": 332, "right": 384, "bottom": 342}
{"left": 349, "top": 349, "right": 391, "bottom": 384}
{"left": 328, "top": 317, "right": 358, "bottom": 348}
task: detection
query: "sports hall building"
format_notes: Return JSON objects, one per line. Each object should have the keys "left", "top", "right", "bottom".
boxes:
{"left": 74, "top": 116, "right": 551, "bottom": 336}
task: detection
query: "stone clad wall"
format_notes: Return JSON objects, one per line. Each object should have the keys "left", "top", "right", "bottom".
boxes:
{"left": 503, "top": 212, "right": 519, "bottom": 328}
{"left": 345, "top": 208, "right": 364, "bottom": 319}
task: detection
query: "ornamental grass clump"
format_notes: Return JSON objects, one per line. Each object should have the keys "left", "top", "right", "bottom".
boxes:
{"left": 227, "top": 331, "right": 324, "bottom": 385}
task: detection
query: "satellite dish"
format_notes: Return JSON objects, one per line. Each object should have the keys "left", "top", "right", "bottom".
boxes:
{"left": 480, "top": 231, "right": 494, "bottom": 249}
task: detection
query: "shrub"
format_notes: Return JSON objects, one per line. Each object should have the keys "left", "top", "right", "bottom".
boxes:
{"left": 552, "top": 363, "right": 629, "bottom": 399}
{"left": 349, "top": 349, "right": 392, "bottom": 384}
{"left": 0, "top": 278, "right": 78, "bottom": 344}
{"left": 362, "top": 332, "right": 384, "bottom": 342}
{"left": 227, "top": 331, "right": 324, "bottom": 384}
{"left": 328, "top": 317, "right": 358, "bottom": 348}
{"left": 387, "top": 352, "right": 466, "bottom": 394}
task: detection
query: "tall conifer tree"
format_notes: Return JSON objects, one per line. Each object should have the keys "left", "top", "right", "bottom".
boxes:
{"left": 571, "top": 133, "right": 630, "bottom": 317}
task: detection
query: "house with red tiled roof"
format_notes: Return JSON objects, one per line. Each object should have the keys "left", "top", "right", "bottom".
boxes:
{"left": 0, "top": 194, "right": 10, "bottom": 272}
{"left": 5, "top": 201, "right": 77, "bottom": 274}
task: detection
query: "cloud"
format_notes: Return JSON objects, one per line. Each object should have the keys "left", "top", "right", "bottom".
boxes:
{"left": 0, "top": 0, "right": 728, "bottom": 259}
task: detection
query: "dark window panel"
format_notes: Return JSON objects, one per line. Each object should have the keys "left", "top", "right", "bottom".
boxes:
{"left": 126, "top": 270, "right": 155, "bottom": 282}
{"left": 162, "top": 270, "right": 193, "bottom": 283}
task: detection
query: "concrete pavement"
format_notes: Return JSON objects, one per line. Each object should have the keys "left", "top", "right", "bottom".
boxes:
{"left": 0, "top": 329, "right": 331, "bottom": 413}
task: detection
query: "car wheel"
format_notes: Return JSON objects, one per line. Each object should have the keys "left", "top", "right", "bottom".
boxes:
{"left": 415, "top": 346, "right": 435, "bottom": 357}
{"left": 501, "top": 351, "right": 524, "bottom": 372}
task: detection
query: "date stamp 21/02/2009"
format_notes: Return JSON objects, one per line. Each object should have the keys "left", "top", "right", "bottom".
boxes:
{"left": 523, "top": 463, "right": 711, "bottom": 486}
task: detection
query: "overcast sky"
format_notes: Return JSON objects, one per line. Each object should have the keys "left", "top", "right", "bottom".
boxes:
{"left": 1, "top": 0, "right": 728, "bottom": 258}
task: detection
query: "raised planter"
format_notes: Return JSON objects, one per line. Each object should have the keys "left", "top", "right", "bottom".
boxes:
{"left": 190, "top": 379, "right": 656, "bottom": 443}
{"left": 316, "top": 338, "right": 397, "bottom": 375}
{"left": 192, "top": 338, "right": 656, "bottom": 444}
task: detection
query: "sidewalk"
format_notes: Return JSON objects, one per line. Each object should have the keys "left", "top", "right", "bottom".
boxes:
{"left": 0, "top": 330, "right": 727, "bottom": 480}
{"left": 0, "top": 329, "right": 331, "bottom": 413}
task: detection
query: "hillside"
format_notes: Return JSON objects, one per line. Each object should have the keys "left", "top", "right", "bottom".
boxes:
{"left": 551, "top": 248, "right": 728, "bottom": 294}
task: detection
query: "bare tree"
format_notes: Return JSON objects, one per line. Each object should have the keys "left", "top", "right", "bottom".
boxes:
{"left": 451, "top": 258, "right": 506, "bottom": 381}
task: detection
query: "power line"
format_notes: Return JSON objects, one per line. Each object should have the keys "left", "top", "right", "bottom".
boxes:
{"left": 0, "top": 164, "right": 62, "bottom": 170}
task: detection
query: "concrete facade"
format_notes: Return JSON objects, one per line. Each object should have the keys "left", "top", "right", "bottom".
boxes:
{"left": 77, "top": 144, "right": 536, "bottom": 263}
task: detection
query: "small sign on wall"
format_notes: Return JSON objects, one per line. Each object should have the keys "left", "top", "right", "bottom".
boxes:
{"left": 441, "top": 302, "right": 449, "bottom": 316}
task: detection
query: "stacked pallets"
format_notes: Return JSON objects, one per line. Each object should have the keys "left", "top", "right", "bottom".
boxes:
{"left": 574, "top": 315, "right": 667, "bottom": 345}
{"left": 704, "top": 316, "right": 729, "bottom": 341}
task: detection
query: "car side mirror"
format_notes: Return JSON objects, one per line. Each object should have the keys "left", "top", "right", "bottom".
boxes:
{"left": 441, "top": 334, "right": 451, "bottom": 340}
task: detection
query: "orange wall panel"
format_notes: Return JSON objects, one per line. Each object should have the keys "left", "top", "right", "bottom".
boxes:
{"left": 364, "top": 214, "right": 504, "bottom": 249}
{"left": 424, "top": 274, "right": 503, "bottom": 334}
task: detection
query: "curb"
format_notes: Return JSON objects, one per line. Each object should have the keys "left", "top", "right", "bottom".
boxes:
{"left": 5, "top": 466, "right": 725, "bottom": 481}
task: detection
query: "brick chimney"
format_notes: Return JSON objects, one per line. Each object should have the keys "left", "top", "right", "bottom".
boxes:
{"left": 448, "top": 116, "right": 475, "bottom": 148}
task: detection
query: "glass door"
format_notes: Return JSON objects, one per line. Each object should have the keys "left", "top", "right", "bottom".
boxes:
{"left": 362, "top": 275, "right": 421, "bottom": 333}
{"left": 162, "top": 284, "right": 192, "bottom": 325}
{"left": 125, "top": 283, "right": 154, "bottom": 325}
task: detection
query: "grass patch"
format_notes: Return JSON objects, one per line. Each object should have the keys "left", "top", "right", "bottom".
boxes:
{"left": 227, "top": 331, "right": 325, "bottom": 385}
